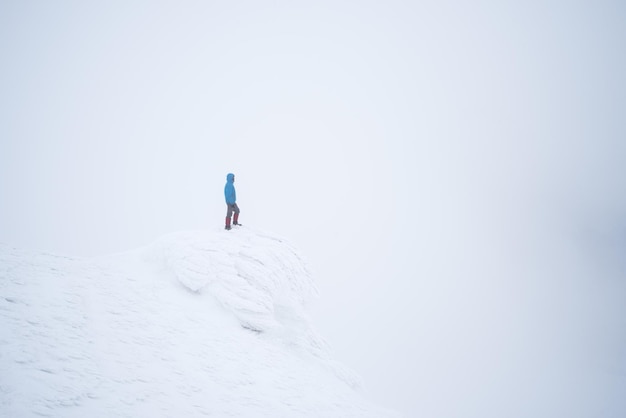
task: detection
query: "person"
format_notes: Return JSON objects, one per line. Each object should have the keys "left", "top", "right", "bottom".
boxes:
{"left": 224, "top": 173, "right": 241, "bottom": 230}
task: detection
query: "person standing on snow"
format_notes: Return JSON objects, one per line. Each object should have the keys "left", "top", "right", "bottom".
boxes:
{"left": 224, "top": 173, "right": 241, "bottom": 230}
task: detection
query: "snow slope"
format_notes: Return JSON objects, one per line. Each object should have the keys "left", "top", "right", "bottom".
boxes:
{"left": 0, "top": 227, "right": 400, "bottom": 417}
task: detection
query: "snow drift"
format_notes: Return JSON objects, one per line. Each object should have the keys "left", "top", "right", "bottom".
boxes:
{"left": 0, "top": 227, "right": 400, "bottom": 417}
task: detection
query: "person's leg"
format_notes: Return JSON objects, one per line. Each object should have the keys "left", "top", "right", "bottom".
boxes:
{"left": 233, "top": 203, "right": 241, "bottom": 225}
{"left": 225, "top": 204, "right": 233, "bottom": 230}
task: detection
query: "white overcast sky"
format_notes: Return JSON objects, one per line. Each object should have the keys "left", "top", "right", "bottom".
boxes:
{"left": 1, "top": 1, "right": 626, "bottom": 417}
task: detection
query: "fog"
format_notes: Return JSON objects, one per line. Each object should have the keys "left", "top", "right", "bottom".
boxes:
{"left": 1, "top": 1, "right": 625, "bottom": 417}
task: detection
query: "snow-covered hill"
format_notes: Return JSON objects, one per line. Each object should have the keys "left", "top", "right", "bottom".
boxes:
{"left": 0, "top": 227, "right": 400, "bottom": 417}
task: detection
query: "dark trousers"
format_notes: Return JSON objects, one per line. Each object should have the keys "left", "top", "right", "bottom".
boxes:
{"left": 226, "top": 203, "right": 240, "bottom": 218}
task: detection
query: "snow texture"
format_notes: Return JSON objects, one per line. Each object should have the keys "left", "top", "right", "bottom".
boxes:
{"left": 0, "top": 227, "right": 400, "bottom": 417}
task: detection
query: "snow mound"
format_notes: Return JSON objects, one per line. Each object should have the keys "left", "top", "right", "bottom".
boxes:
{"left": 0, "top": 229, "right": 401, "bottom": 418}
{"left": 155, "top": 227, "right": 318, "bottom": 334}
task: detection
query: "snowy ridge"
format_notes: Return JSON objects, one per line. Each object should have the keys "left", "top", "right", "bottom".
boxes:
{"left": 0, "top": 229, "right": 400, "bottom": 417}
{"left": 156, "top": 228, "right": 318, "bottom": 334}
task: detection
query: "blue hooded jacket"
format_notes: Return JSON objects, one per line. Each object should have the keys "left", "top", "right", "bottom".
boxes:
{"left": 224, "top": 173, "right": 236, "bottom": 204}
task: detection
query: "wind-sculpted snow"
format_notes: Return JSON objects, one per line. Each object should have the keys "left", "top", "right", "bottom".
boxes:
{"left": 0, "top": 229, "right": 400, "bottom": 418}
{"left": 155, "top": 228, "right": 318, "bottom": 334}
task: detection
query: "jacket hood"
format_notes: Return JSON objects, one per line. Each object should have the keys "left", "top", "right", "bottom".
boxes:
{"left": 226, "top": 173, "right": 235, "bottom": 183}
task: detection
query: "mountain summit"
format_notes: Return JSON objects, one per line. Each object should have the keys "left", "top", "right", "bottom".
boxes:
{"left": 0, "top": 227, "right": 400, "bottom": 417}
